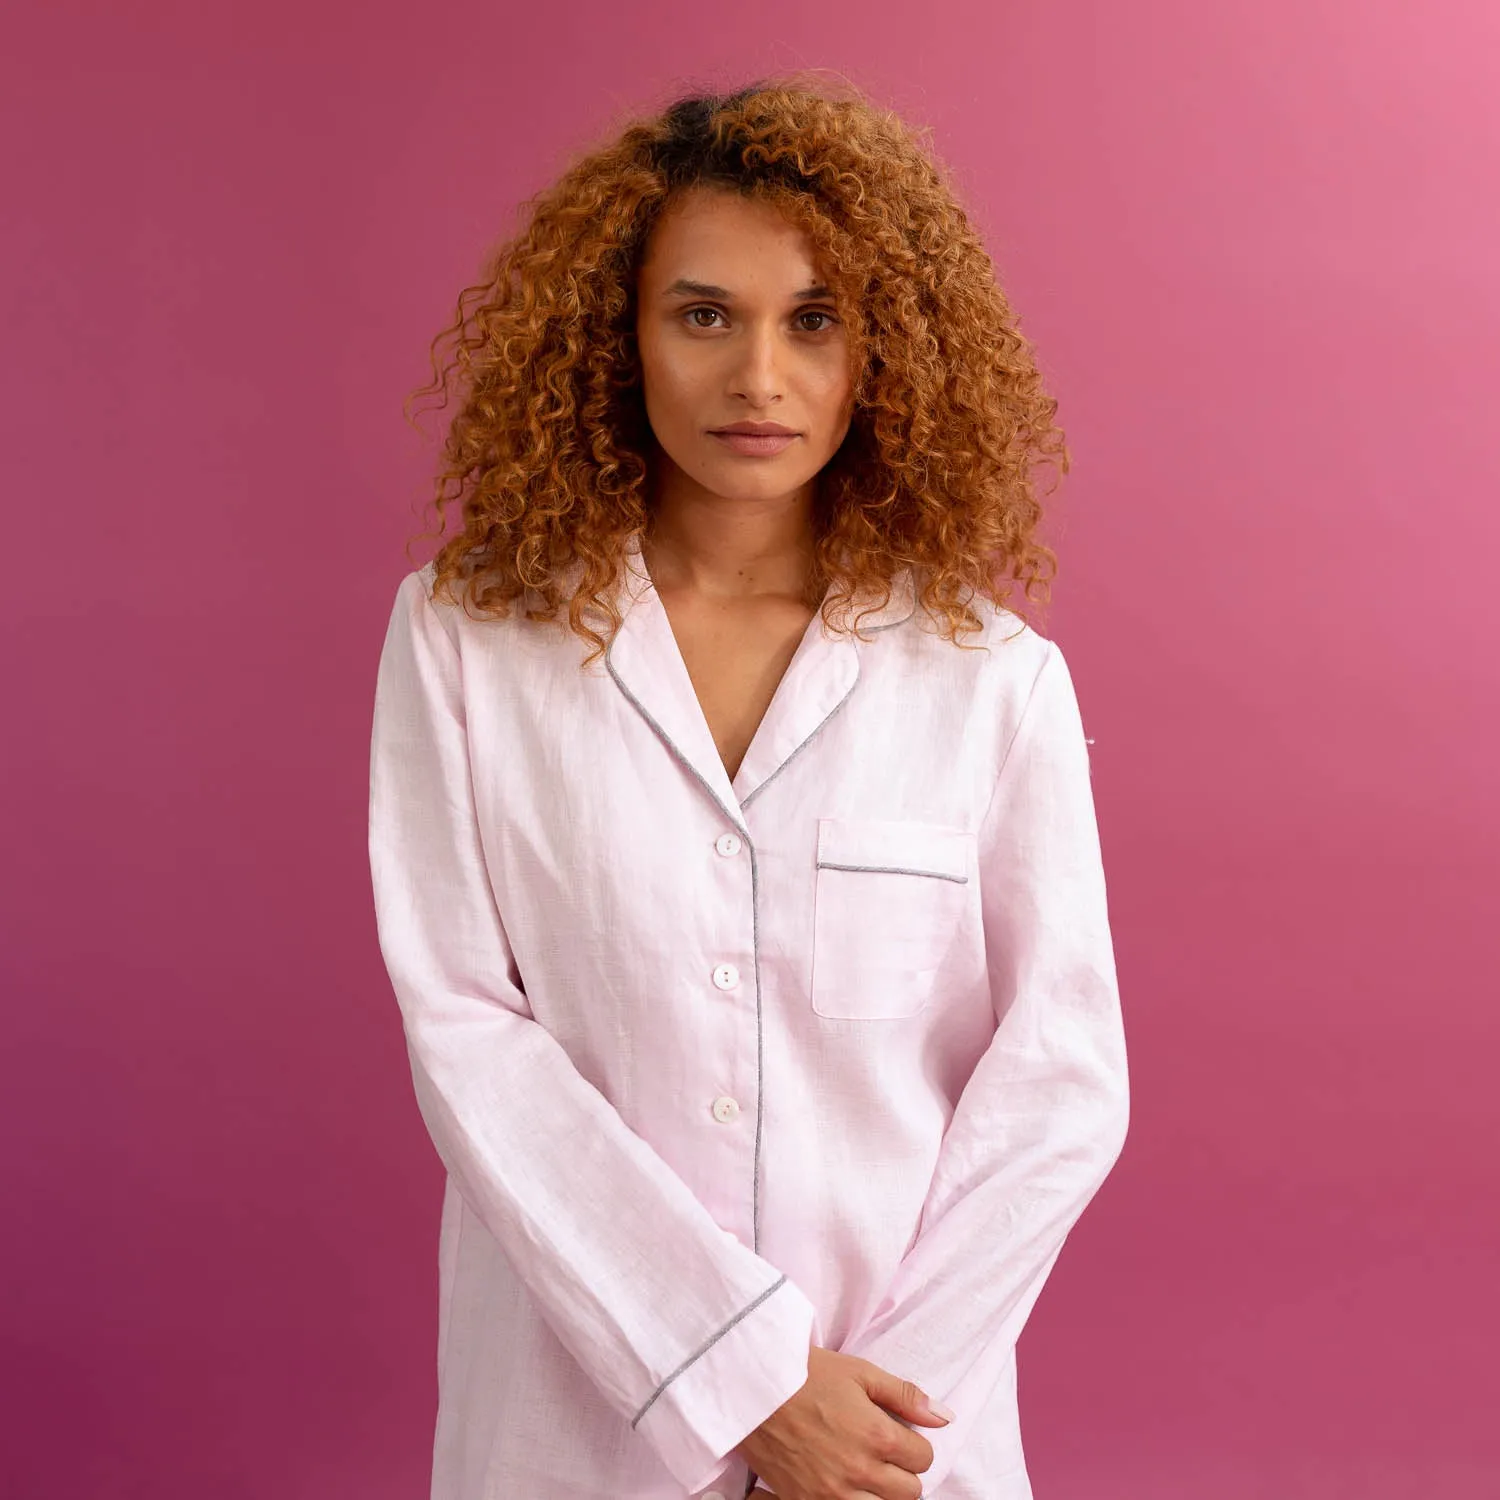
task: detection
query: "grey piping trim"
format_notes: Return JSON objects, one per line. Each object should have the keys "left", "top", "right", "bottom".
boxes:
{"left": 737, "top": 606, "right": 905, "bottom": 811}
{"left": 816, "top": 860, "right": 969, "bottom": 883}
{"left": 740, "top": 667, "right": 864, "bottom": 1249}
{"left": 629, "top": 1274, "right": 789, "bottom": 1429}
{"left": 739, "top": 676, "right": 860, "bottom": 813}
{"left": 604, "top": 638, "right": 746, "bottom": 836}
{"left": 829, "top": 594, "right": 915, "bottom": 642}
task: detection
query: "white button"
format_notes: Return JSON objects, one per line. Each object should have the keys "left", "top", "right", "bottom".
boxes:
{"left": 712, "top": 963, "right": 740, "bottom": 990}
{"left": 711, "top": 1096, "right": 740, "bottom": 1123}
{"left": 715, "top": 832, "right": 742, "bottom": 857}
{"left": 702, "top": 1492, "right": 727, "bottom": 1500}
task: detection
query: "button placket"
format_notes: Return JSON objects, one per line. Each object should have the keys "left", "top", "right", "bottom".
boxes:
{"left": 703, "top": 823, "right": 751, "bottom": 1229}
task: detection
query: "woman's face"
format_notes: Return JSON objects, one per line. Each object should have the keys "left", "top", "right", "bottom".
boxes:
{"left": 634, "top": 186, "right": 854, "bottom": 511}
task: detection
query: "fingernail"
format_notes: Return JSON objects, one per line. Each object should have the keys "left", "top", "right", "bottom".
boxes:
{"left": 929, "top": 1400, "right": 955, "bottom": 1421}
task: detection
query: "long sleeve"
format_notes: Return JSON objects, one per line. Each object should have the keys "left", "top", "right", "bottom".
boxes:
{"left": 830, "top": 639, "right": 1130, "bottom": 1495}
{"left": 368, "top": 570, "right": 815, "bottom": 1493}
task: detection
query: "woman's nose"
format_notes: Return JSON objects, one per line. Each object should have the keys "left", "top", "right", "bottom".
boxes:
{"left": 729, "top": 323, "right": 784, "bottom": 405}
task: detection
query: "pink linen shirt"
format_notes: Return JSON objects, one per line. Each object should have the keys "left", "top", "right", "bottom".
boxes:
{"left": 367, "top": 535, "right": 1129, "bottom": 1500}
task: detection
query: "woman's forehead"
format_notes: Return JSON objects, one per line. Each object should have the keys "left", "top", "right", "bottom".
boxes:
{"left": 642, "top": 188, "right": 829, "bottom": 287}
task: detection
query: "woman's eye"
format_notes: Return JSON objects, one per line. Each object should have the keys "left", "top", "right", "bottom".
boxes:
{"left": 682, "top": 308, "right": 838, "bottom": 332}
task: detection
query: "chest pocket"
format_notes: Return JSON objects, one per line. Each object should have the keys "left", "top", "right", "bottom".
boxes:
{"left": 810, "top": 818, "right": 978, "bottom": 1020}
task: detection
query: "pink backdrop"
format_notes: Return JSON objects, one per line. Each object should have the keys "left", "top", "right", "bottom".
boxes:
{"left": 4, "top": 3, "right": 1497, "bottom": 1495}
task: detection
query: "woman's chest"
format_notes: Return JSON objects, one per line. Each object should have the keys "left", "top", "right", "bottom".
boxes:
{"left": 453, "top": 619, "right": 1035, "bottom": 1036}
{"left": 460, "top": 616, "right": 1014, "bottom": 860}
{"left": 657, "top": 591, "right": 820, "bottom": 782}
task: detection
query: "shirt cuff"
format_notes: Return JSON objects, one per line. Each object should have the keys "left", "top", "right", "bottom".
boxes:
{"left": 632, "top": 1274, "right": 815, "bottom": 1493}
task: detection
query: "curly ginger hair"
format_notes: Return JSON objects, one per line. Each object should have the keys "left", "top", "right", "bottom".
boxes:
{"left": 405, "top": 72, "right": 1069, "bottom": 664}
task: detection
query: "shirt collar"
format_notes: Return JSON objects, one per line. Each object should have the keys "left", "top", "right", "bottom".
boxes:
{"left": 604, "top": 532, "right": 916, "bottom": 823}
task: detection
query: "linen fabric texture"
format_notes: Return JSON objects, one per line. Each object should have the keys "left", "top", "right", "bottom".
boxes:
{"left": 367, "top": 537, "right": 1130, "bottom": 1500}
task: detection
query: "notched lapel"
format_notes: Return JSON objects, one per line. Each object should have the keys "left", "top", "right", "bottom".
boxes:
{"left": 732, "top": 569, "right": 916, "bottom": 807}
{"left": 603, "top": 539, "right": 748, "bottom": 830}
{"left": 604, "top": 536, "right": 919, "bottom": 825}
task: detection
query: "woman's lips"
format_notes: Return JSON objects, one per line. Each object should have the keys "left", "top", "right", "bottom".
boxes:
{"left": 710, "top": 431, "right": 798, "bottom": 457}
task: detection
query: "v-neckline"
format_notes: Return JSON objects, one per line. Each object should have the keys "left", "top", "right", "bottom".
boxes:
{"left": 651, "top": 584, "right": 827, "bottom": 791}
{"left": 603, "top": 536, "right": 914, "bottom": 825}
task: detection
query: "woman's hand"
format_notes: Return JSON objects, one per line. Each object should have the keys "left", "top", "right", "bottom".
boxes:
{"left": 735, "top": 1345, "right": 951, "bottom": 1500}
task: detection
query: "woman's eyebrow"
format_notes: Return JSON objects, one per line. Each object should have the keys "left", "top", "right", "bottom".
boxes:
{"left": 662, "top": 277, "right": 833, "bottom": 300}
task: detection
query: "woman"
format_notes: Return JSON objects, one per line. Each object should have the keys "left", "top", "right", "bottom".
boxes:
{"left": 369, "top": 76, "right": 1129, "bottom": 1500}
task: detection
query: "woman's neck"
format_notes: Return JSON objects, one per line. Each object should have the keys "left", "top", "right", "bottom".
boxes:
{"left": 642, "top": 473, "right": 818, "bottom": 602}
